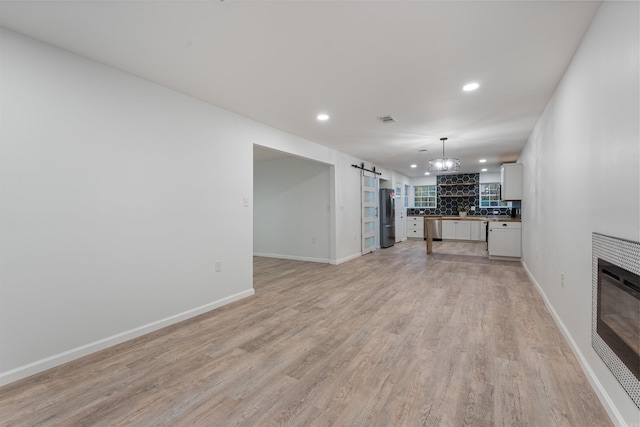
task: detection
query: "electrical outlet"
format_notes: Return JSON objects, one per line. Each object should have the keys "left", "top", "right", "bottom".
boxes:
{"left": 243, "top": 197, "right": 249, "bottom": 207}
{"left": 560, "top": 273, "right": 565, "bottom": 288}
{"left": 215, "top": 261, "right": 222, "bottom": 272}
{"left": 312, "top": 237, "right": 316, "bottom": 245}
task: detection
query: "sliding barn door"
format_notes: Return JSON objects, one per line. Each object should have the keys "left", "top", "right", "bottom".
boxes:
{"left": 361, "top": 170, "right": 377, "bottom": 254}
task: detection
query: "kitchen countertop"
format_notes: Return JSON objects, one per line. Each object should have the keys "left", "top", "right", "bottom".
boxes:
{"left": 408, "top": 215, "right": 521, "bottom": 222}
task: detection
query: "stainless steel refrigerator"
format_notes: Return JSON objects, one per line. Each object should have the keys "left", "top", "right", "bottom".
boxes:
{"left": 380, "top": 189, "right": 396, "bottom": 248}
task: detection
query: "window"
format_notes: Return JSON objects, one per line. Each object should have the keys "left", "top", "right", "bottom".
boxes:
{"left": 479, "top": 183, "right": 511, "bottom": 207}
{"left": 414, "top": 185, "right": 437, "bottom": 208}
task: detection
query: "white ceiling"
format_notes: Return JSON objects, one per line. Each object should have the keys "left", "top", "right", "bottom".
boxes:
{"left": 0, "top": 0, "right": 601, "bottom": 177}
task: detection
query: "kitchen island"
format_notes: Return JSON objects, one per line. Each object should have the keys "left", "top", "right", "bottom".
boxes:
{"left": 419, "top": 215, "right": 521, "bottom": 256}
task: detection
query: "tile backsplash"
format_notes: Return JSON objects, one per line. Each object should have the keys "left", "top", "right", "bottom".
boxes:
{"left": 407, "top": 173, "right": 520, "bottom": 216}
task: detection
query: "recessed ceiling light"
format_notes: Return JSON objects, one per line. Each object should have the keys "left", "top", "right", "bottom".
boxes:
{"left": 481, "top": 168, "right": 488, "bottom": 172}
{"left": 479, "top": 159, "right": 487, "bottom": 163}
{"left": 463, "top": 82, "right": 480, "bottom": 91}
{"left": 410, "top": 164, "right": 417, "bottom": 168}
{"left": 317, "top": 114, "right": 329, "bottom": 121}
{"left": 424, "top": 172, "right": 430, "bottom": 176}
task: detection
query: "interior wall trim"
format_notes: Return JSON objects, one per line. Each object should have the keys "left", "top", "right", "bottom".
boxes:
{"left": 252, "top": 252, "right": 330, "bottom": 264}
{"left": 330, "top": 252, "right": 362, "bottom": 265}
{"left": 521, "top": 261, "right": 625, "bottom": 427}
{"left": 0, "top": 288, "right": 255, "bottom": 387}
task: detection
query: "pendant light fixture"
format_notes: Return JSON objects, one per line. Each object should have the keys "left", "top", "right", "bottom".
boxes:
{"left": 428, "top": 137, "right": 460, "bottom": 172}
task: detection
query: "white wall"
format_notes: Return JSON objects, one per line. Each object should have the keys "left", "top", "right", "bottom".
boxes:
{"left": 0, "top": 27, "right": 255, "bottom": 381}
{"left": 519, "top": 2, "right": 640, "bottom": 425}
{"left": 0, "top": 28, "right": 374, "bottom": 384}
{"left": 479, "top": 172, "right": 500, "bottom": 183}
{"left": 249, "top": 130, "right": 373, "bottom": 266}
{"left": 410, "top": 176, "right": 438, "bottom": 187}
{"left": 254, "top": 156, "right": 331, "bottom": 262}
{"left": 252, "top": 147, "right": 376, "bottom": 265}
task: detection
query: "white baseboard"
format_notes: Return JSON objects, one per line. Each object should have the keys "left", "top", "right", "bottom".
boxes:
{"left": 0, "top": 288, "right": 255, "bottom": 387}
{"left": 253, "top": 252, "right": 330, "bottom": 264}
{"left": 252, "top": 251, "right": 361, "bottom": 265}
{"left": 521, "top": 261, "right": 625, "bottom": 427}
{"left": 331, "top": 252, "right": 361, "bottom": 265}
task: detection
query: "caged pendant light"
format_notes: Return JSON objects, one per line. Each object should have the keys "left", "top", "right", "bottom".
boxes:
{"left": 428, "top": 137, "right": 460, "bottom": 172}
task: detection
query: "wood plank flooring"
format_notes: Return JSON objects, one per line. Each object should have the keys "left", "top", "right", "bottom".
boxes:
{"left": 0, "top": 240, "right": 612, "bottom": 426}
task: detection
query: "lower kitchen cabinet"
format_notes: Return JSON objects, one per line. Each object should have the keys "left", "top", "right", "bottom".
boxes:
{"left": 488, "top": 221, "right": 521, "bottom": 258}
{"left": 442, "top": 220, "right": 471, "bottom": 240}
{"left": 441, "top": 220, "right": 455, "bottom": 239}
{"left": 443, "top": 219, "right": 487, "bottom": 241}
{"left": 407, "top": 216, "right": 425, "bottom": 239}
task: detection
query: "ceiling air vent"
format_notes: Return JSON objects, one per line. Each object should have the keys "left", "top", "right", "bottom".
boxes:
{"left": 377, "top": 115, "right": 397, "bottom": 124}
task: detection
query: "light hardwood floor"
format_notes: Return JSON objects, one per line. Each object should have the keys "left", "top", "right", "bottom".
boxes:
{"left": 0, "top": 240, "right": 612, "bottom": 426}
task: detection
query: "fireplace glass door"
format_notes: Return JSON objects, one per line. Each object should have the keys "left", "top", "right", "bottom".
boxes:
{"left": 597, "top": 258, "right": 640, "bottom": 380}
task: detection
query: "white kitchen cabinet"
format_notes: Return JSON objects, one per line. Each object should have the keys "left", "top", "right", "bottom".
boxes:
{"left": 407, "top": 216, "right": 424, "bottom": 239}
{"left": 500, "top": 163, "right": 523, "bottom": 200}
{"left": 442, "top": 220, "right": 471, "bottom": 240}
{"left": 456, "top": 221, "right": 471, "bottom": 240}
{"left": 442, "top": 220, "right": 456, "bottom": 240}
{"left": 488, "top": 221, "right": 521, "bottom": 258}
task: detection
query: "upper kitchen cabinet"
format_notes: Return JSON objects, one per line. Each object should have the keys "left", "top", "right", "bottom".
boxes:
{"left": 500, "top": 163, "right": 523, "bottom": 201}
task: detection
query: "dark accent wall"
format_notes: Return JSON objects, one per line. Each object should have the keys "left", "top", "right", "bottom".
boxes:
{"left": 408, "top": 173, "right": 518, "bottom": 216}
{"left": 437, "top": 173, "right": 479, "bottom": 215}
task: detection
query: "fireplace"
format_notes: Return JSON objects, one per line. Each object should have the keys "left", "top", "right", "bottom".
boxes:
{"left": 597, "top": 259, "right": 640, "bottom": 378}
{"left": 592, "top": 233, "right": 640, "bottom": 408}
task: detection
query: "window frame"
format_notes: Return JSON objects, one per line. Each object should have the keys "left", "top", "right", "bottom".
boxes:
{"left": 479, "top": 182, "right": 512, "bottom": 208}
{"left": 414, "top": 185, "right": 437, "bottom": 208}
